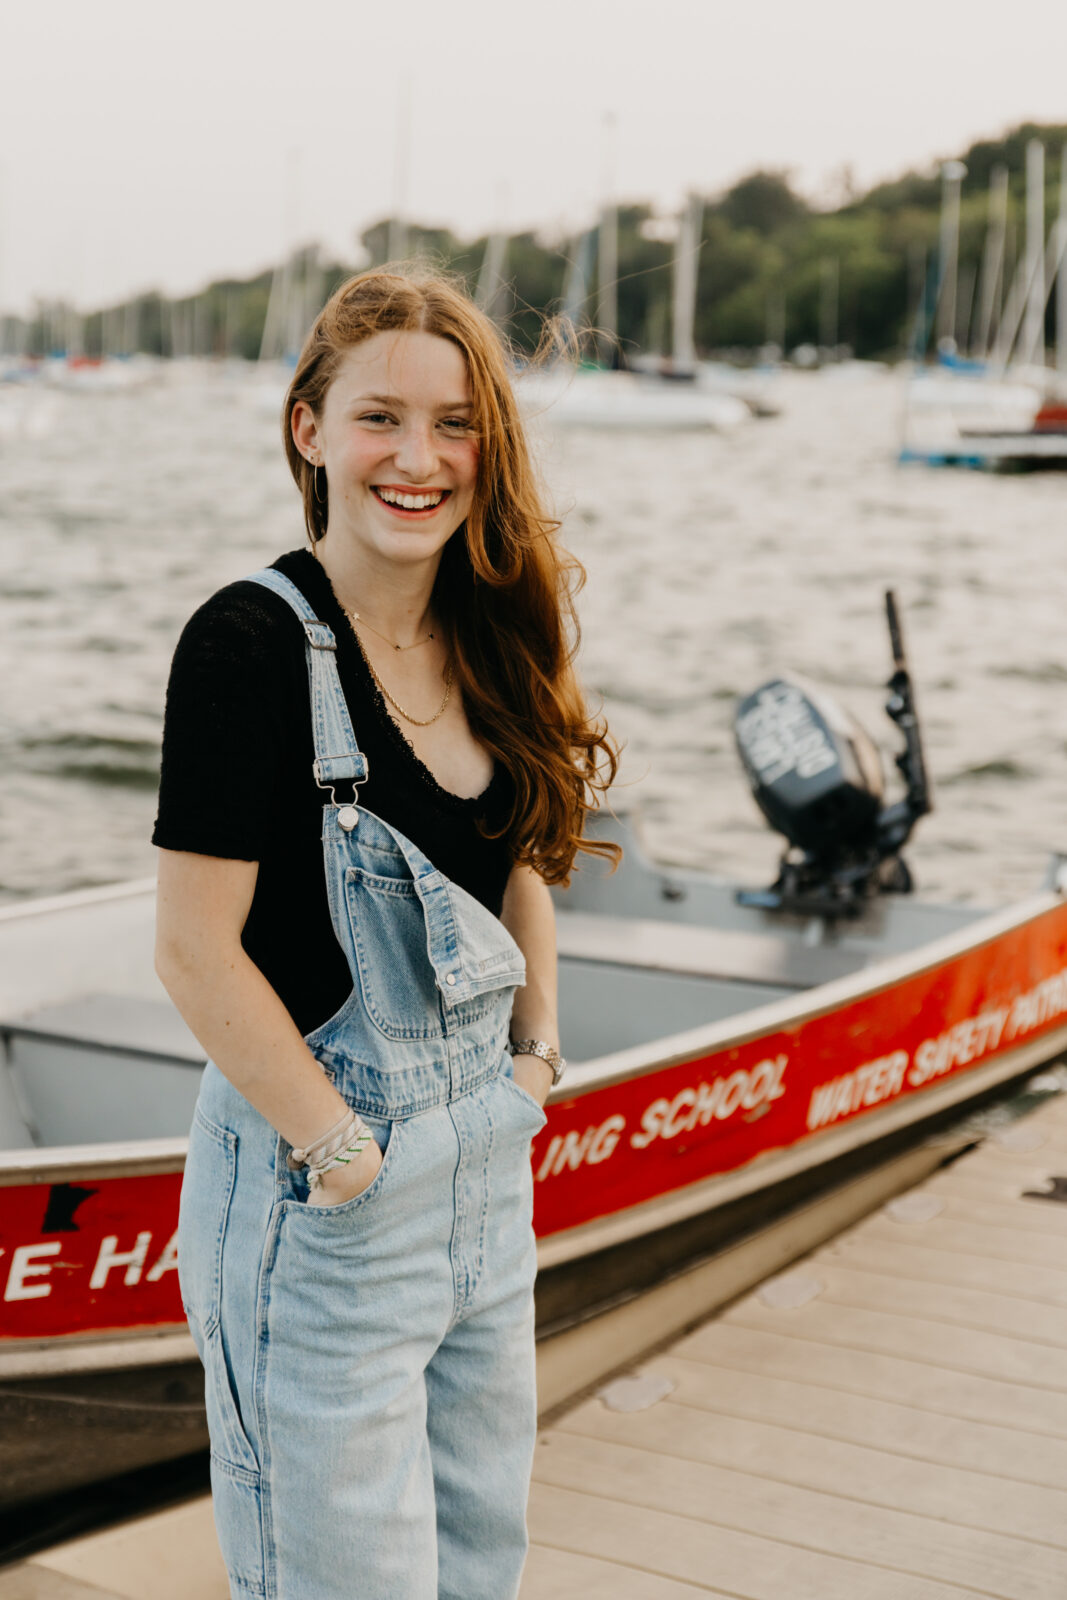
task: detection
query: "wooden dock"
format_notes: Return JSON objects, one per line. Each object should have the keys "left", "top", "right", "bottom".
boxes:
{"left": 5, "top": 1090, "right": 1067, "bottom": 1599}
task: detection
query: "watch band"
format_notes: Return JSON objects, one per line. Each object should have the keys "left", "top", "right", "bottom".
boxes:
{"left": 509, "top": 1037, "right": 567, "bottom": 1086}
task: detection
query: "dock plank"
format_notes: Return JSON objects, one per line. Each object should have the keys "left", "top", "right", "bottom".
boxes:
{"left": 520, "top": 1544, "right": 720, "bottom": 1598}
{"left": 781, "top": 1258, "right": 1067, "bottom": 1345}
{"left": 921, "top": 1176, "right": 1067, "bottom": 1230}
{"left": 0, "top": 1574, "right": 125, "bottom": 1600}
{"left": 825, "top": 1230, "right": 1067, "bottom": 1305}
{"left": 995, "top": 1115, "right": 1067, "bottom": 1138}
{"left": 646, "top": 1355, "right": 1067, "bottom": 1488}
{"left": 899, "top": 1191, "right": 1067, "bottom": 1239}
{"left": 29, "top": 1499, "right": 227, "bottom": 1600}
{"left": 721, "top": 1295, "right": 1067, "bottom": 1390}
{"left": 526, "top": 1481, "right": 977, "bottom": 1600}
{"left": 556, "top": 1386, "right": 1067, "bottom": 1547}
{"left": 935, "top": 1150, "right": 1067, "bottom": 1181}
{"left": 839, "top": 1212, "right": 1067, "bottom": 1268}
{"left": 674, "top": 1318, "right": 1067, "bottom": 1435}
{"left": 533, "top": 1428, "right": 1067, "bottom": 1597}
{"left": 953, "top": 1165, "right": 1067, "bottom": 1202}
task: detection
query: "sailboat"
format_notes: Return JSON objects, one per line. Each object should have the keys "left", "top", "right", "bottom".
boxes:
{"left": 517, "top": 194, "right": 748, "bottom": 433}
{"left": 900, "top": 146, "right": 1067, "bottom": 467}
{"left": 245, "top": 245, "right": 323, "bottom": 417}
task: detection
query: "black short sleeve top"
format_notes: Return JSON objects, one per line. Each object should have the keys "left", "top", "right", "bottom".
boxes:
{"left": 151, "top": 548, "right": 515, "bottom": 1035}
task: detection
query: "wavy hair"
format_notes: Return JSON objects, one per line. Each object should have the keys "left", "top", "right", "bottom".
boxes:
{"left": 282, "top": 265, "right": 621, "bottom": 885}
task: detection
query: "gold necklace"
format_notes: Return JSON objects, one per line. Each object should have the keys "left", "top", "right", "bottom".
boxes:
{"left": 348, "top": 615, "right": 455, "bottom": 727}
{"left": 310, "top": 542, "right": 434, "bottom": 652}
{"left": 347, "top": 609, "right": 435, "bottom": 653}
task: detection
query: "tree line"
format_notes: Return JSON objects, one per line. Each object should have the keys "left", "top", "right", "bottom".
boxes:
{"left": 9, "top": 121, "right": 1067, "bottom": 365}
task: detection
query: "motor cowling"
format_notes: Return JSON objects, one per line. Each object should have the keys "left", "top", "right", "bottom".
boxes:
{"left": 734, "top": 675, "right": 884, "bottom": 865}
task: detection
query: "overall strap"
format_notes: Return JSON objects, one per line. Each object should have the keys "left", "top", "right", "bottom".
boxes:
{"left": 243, "top": 568, "right": 368, "bottom": 798}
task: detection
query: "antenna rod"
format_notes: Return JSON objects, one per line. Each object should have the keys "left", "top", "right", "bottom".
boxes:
{"left": 884, "top": 590, "right": 932, "bottom": 822}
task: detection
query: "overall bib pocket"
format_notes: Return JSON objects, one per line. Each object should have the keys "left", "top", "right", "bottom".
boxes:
{"left": 346, "top": 869, "right": 445, "bottom": 1040}
{"left": 346, "top": 860, "right": 527, "bottom": 1038}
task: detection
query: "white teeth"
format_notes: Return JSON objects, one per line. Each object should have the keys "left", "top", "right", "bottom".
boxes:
{"left": 377, "top": 488, "right": 444, "bottom": 510}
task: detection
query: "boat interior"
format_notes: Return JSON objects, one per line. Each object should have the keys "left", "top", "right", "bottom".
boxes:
{"left": 0, "top": 811, "right": 991, "bottom": 1154}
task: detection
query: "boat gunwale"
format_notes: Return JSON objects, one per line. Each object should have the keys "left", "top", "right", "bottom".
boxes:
{"left": 0, "top": 1327, "right": 195, "bottom": 1379}
{"left": 0, "top": 876, "right": 157, "bottom": 925}
{"left": 556, "top": 883, "right": 1067, "bottom": 1099}
{"left": 0, "top": 1138, "right": 188, "bottom": 1185}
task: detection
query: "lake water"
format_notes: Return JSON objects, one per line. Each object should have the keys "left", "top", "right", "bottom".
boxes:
{"left": 1, "top": 365, "right": 1064, "bottom": 909}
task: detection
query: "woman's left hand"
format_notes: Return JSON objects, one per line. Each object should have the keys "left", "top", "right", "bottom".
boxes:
{"left": 511, "top": 1052, "right": 554, "bottom": 1109}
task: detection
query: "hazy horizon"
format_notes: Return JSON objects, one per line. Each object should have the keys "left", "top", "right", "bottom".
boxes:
{"left": 3, "top": 0, "right": 1066, "bottom": 316}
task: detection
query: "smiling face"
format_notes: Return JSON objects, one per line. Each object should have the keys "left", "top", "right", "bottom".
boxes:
{"left": 292, "top": 329, "right": 479, "bottom": 573}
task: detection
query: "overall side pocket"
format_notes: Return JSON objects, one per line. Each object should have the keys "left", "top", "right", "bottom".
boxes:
{"left": 286, "top": 1113, "right": 402, "bottom": 1220}
{"left": 498, "top": 1059, "right": 549, "bottom": 1133}
{"left": 178, "top": 1105, "right": 237, "bottom": 1337}
{"left": 178, "top": 1104, "right": 260, "bottom": 1479}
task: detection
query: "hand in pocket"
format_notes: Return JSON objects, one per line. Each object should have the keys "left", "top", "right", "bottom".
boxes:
{"left": 306, "top": 1136, "right": 384, "bottom": 1207}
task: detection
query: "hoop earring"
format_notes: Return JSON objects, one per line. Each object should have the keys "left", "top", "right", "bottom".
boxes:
{"left": 312, "top": 463, "right": 325, "bottom": 505}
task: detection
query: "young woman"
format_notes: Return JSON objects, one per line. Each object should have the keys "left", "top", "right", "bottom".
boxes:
{"left": 153, "top": 267, "right": 619, "bottom": 1600}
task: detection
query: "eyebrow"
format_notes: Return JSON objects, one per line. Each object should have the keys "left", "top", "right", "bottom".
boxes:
{"left": 356, "top": 393, "right": 473, "bottom": 411}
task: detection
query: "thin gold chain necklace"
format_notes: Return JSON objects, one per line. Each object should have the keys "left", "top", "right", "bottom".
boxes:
{"left": 348, "top": 609, "right": 435, "bottom": 652}
{"left": 310, "top": 541, "right": 434, "bottom": 652}
{"left": 347, "top": 612, "right": 455, "bottom": 727}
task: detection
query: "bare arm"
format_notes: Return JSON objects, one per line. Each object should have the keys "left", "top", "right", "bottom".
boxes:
{"left": 155, "top": 848, "right": 374, "bottom": 1201}
{"left": 499, "top": 862, "right": 559, "bottom": 1106}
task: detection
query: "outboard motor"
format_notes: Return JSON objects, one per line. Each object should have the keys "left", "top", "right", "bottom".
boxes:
{"left": 735, "top": 592, "right": 932, "bottom": 917}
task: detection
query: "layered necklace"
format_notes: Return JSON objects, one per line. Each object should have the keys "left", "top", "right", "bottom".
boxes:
{"left": 310, "top": 542, "right": 454, "bottom": 727}
{"left": 344, "top": 607, "right": 454, "bottom": 728}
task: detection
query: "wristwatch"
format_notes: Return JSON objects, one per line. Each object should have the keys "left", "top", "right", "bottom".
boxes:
{"left": 509, "top": 1038, "right": 567, "bottom": 1086}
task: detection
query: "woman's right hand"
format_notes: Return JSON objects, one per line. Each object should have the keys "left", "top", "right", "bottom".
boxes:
{"left": 306, "top": 1137, "right": 383, "bottom": 1207}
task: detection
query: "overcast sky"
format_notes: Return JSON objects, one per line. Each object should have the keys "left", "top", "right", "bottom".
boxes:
{"left": 3, "top": 0, "right": 1066, "bottom": 314}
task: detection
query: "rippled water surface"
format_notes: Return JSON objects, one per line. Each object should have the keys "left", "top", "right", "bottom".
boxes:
{"left": 1, "top": 367, "right": 1064, "bottom": 906}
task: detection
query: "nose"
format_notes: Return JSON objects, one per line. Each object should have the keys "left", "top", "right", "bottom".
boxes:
{"left": 391, "top": 419, "right": 439, "bottom": 482}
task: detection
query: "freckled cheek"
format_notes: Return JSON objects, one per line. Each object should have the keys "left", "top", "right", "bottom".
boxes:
{"left": 455, "top": 440, "right": 481, "bottom": 495}
{"left": 334, "top": 436, "right": 389, "bottom": 480}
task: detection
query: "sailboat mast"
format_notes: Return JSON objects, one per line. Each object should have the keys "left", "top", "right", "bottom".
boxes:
{"left": 936, "top": 160, "right": 967, "bottom": 351}
{"left": 597, "top": 202, "right": 618, "bottom": 365}
{"left": 975, "top": 164, "right": 1008, "bottom": 359}
{"left": 1021, "top": 139, "right": 1046, "bottom": 368}
{"left": 672, "top": 191, "right": 702, "bottom": 373}
{"left": 475, "top": 231, "right": 507, "bottom": 320}
{"left": 597, "top": 113, "right": 618, "bottom": 367}
{"left": 819, "top": 258, "right": 839, "bottom": 353}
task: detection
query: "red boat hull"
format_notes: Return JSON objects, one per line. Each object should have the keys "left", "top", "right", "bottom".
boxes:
{"left": 2, "top": 897, "right": 1066, "bottom": 1348}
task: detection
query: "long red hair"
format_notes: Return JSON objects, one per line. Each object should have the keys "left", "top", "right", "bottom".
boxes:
{"left": 282, "top": 266, "right": 621, "bottom": 884}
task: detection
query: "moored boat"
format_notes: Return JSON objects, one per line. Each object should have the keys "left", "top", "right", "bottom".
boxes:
{"left": 2, "top": 599, "right": 1065, "bottom": 1509}
{"left": 516, "top": 366, "right": 749, "bottom": 431}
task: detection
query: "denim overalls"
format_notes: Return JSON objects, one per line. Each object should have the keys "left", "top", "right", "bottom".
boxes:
{"left": 177, "top": 568, "right": 547, "bottom": 1600}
